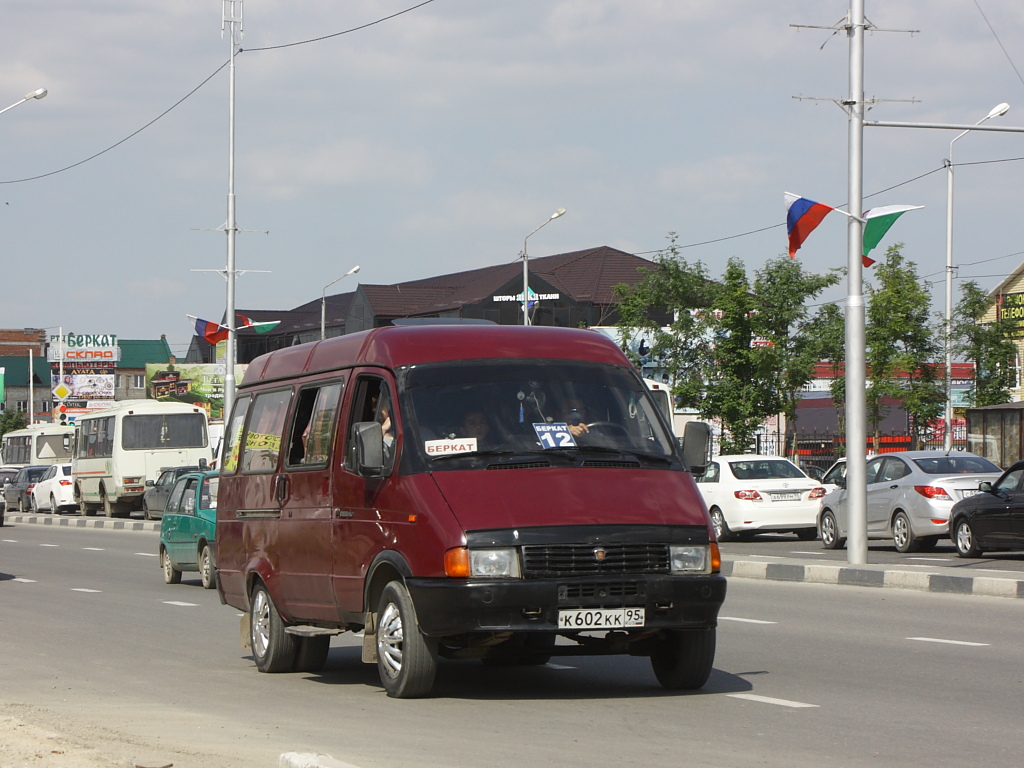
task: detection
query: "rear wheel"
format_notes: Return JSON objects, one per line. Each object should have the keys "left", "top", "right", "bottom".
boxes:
{"left": 955, "top": 519, "right": 982, "bottom": 558}
{"left": 892, "top": 511, "right": 917, "bottom": 553}
{"left": 161, "top": 548, "right": 182, "bottom": 584}
{"left": 650, "top": 628, "right": 716, "bottom": 690}
{"left": 709, "top": 508, "right": 734, "bottom": 542}
{"left": 250, "top": 583, "right": 296, "bottom": 673}
{"left": 293, "top": 636, "right": 331, "bottom": 673}
{"left": 376, "top": 580, "right": 438, "bottom": 698}
{"left": 51, "top": 495, "right": 59, "bottom": 515}
{"left": 29, "top": 495, "right": 38, "bottom": 513}
{"left": 820, "top": 510, "right": 845, "bottom": 550}
{"left": 199, "top": 544, "right": 216, "bottom": 589}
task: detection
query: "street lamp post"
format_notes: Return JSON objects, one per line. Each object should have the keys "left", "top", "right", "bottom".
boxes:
{"left": 521, "top": 208, "right": 566, "bottom": 326}
{"left": 0, "top": 88, "right": 47, "bottom": 117}
{"left": 321, "top": 265, "right": 361, "bottom": 340}
{"left": 944, "top": 102, "right": 1009, "bottom": 450}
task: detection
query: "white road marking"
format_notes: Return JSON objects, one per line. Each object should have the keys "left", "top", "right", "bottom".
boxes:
{"left": 71, "top": 588, "right": 101, "bottom": 593}
{"left": 907, "top": 637, "right": 989, "bottom": 647}
{"left": 135, "top": 552, "right": 159, "bottom": 557}
{"left": 790, "top": 551, "right": 827, "bottom": 556}
{"left": 163, "top": 601, "right": 199, "bottom": 607}
{"left": 39, "top": 544, "right": 59, "bottom": 548}
{"left": 82, "top": 547, "right": 105, "bottom": 551}
{"left": 2, "top": 539, "right": 17, "bottom": 543}
{"left": 13, "top": 578, "right": 36, "bottom": 583}
{"left": 728, "top": 693, "right": 819, "bottom": 708}
{"left": 720, "top": 616, "right": 777, "bottom": 624}
{"left": 908, "top": 557, "right": 949, "bottom": 562}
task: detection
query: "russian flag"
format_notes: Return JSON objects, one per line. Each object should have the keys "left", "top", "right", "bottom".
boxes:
{"left": 192, "top": 316, "right": 229, "bottom": 345}
{"left": 785, "top": 192, "right": 835, "bottom": 258}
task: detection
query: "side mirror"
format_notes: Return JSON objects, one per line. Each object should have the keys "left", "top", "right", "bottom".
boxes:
{"left": 199, "top": 457, "right": 209, "bottom": 471}
{"left": 979, "top": 481, "right": 994, "bottom": 493}
{"left": 63, "top": 434, "right": 72, "bottom": 451}
{"left": 680, "top": 421, "right": 711, "bottom": 476}
{"left": 145, "top": 479, "right": 155, "bottom": 487}
{"left": 835, "top": 476, "right": 846, "bottom": 489}
{"left": 354, "top": 421, "right": 385, "bottom": 476}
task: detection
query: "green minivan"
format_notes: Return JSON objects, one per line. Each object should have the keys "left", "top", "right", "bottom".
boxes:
{"left": 159, "top": 471, "right": 218, "bottom": 589}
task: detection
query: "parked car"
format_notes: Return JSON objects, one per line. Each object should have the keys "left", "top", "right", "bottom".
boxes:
{"left": 2, "top": 465, "right": 49, "bottom": 515}
{"left": 817, "top": 450, "right": 1002, "bottom": 553}
{"left": 159, "top": 471, "right": 218, "bottom": 589}
{"left": 30, "top": 463, "right": 75, "bottom": 513}
{"left": 949, "top": 460, "right": 1024, "bottom": 558}
{"left": 819, "top": 458, "right": 848, "bottom": 494}
{"left": 694, "top": 454, "right": 825, "bottom": 541}
{"left": 0, "top": 466, "right": 20, "bottom": 514}
{"left": 143, "top": 465, "right": 200, "bottom": 520}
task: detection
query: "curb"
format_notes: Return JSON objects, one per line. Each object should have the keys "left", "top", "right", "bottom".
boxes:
{"left": 3, "top": 513, "right": 160, "bottom": 533}
{"left": 279, "top": 753, "right": 362, "bottom": 768}
{"left": 721, "top": 558, "right": 1024, "bottom": 599}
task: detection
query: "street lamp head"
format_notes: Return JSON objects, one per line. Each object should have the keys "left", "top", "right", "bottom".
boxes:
{"left": 550, "top": 207, "right": 567, "bottom": 220}
{"left": 26, "top": 88, "right": 47, "bottom": 100}
{"left": 347, "top": 265, "right": 361, "bottom": 276}
{"left": 987, "top": 102, "right": 1010, "bottom": 120}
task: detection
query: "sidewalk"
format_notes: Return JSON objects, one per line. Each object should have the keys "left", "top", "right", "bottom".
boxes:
{"left": 7, "top": 512, "right": 1022, "bottom": 599}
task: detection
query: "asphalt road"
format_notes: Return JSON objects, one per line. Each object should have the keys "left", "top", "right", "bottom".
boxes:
{"left": 2, "top": 522, "right": 1022, "bottom": 768}
{"left": 718, "top": 530, "right": 1024, "bottom": 574}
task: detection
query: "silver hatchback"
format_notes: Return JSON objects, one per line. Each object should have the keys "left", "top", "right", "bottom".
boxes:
{"left": 817, "top": 451, "right": 1001, "bottom": 553}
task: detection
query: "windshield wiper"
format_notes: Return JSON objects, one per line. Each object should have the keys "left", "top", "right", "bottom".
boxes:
{"left": 429, "top": 449, "right": 527, "bottom": 463}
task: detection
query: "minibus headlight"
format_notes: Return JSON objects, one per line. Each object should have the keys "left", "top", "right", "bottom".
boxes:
{"left": 469, "top": 548, "right": 521, "bottom": 578}
{"left": 670, "top": 545, "right": 712, "bottom": 574}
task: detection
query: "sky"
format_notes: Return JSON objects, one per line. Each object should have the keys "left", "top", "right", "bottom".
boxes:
{"left": 3, "top": 0, "right": 1024, "bottom": 359}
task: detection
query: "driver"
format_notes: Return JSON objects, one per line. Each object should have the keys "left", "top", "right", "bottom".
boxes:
{"left": 563, "top": 397, "right": 590, "bottom": 438}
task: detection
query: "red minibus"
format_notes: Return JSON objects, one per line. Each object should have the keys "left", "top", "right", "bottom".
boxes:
{"left": 216, "top": 324, "right": 725, "bottom": 697}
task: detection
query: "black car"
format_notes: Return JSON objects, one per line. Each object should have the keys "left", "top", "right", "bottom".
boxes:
{"left": 950, "top": 460, "right": 1024, "bottom": 558}
{"left": 143, "top": 466, "right": 200, "bottom": 520}
{"left": 2, "top": 465, "right": 49, "bottom": 521}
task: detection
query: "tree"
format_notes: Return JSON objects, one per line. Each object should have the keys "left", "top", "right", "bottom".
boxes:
{"left": 952, "top": 281, "right": 1017, "bottom": 407}
{"left": 0, "top": 409, "right": 29, "bottom": 439}
{"left": 865, "top": 244, "right": 943, "bottom": 450}
{"left": 804, "top": 302, "right": 847, "bottom": 448}
{"left": 751, "top": 256, "right": 842, "bottom": 459}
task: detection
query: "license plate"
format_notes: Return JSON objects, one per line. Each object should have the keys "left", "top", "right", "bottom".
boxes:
{"left": 771, "top": 493, "right": 801, "bottom": 501}
{"left": 557, "top": 607, "right": 645, "bottom": 629}
{"left": 960, "top": 489, "right": 981, "bottom": 499}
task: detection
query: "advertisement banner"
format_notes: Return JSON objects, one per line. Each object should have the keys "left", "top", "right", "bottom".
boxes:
{"left": 51, "top": 372, "right": 116, "bottom": 400}
{"left": 145, "top": 362, "right": 247, "bottom": 421}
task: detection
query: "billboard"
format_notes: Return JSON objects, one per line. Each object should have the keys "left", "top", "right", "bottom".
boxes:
{"left": 145, "top": 363, "right": 247, "bottom": 421}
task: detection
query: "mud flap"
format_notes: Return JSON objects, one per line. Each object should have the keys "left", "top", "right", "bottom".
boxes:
{"left": 240, "top": 613, "right": 251, "bottom": 650}
{"left": 361, "top": 612, "right": 377, "bottom": 663}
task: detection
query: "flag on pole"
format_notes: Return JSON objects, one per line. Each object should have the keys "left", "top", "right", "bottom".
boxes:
{"left": 785, "top": 192, "right": 835, "bottom": 258}
{"left": 237, "top": 314, "right": 281, "bottom": 334}
{"left": 861, "top": 205, "right": 924, "bottom": 267}
{"left": 188, "top": 315, "right": 229, "bottom": 345}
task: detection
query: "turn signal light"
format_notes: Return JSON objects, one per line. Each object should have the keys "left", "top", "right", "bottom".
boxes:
{"left": 444, "top": 547, "right": 470, "bottom": 578}
{"left": 809, "top": 487, "right": 825, "bottom": 499}
{"left": 710, "top": 543, "right": 721, "bottom": 573}
{"left": 734, "top": 489, "right": 763, "bottom": 501}
{"left": 914, "top": 485, "right": 951, "bottom": 500}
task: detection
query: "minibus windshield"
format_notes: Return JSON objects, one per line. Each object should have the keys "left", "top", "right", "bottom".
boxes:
{"left": 403, "top": 360, "right": 675, "bottom": 462}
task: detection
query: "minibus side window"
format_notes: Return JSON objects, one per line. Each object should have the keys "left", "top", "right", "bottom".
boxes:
{"left": 286, "top": 381, "right": 344, "bottom": 468}
{"left": 241, "top": 390, "right": 291, "bottom": 474}
{"left": 344, "top": 378, "right": 396, "bottom": 476}
{"left": 220, "top": 395, "right": 251, "bottom": 475}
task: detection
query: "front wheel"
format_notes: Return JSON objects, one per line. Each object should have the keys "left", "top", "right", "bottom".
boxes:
{"left": 955, "top": 519, "right": 982, "bottom": 558}
{"left": 650, "top": 628, "right": 716, "bottom": 690}
{"left": 161, "top": 548, "right": 182, "bottom": 584}
{"left": 892, "top": 511, "right": 917, "bottom": 553}
{"left": 709, "top": 508, "right": 734, "bottom": 542}
{"left": 820, "top": 511, "right": 845, "bottom": 550}
{"left": 250, "top": 583, "right": 297, "bottom": 673}
{"left": 376, "top": 580, "right": 438, "bottom": 698}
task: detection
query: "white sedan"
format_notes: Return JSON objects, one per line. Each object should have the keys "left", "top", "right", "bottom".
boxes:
{"left": 30, "top": 463, "right": 76, "bottom": 513}
{"left": 695, "top": 454, "right": 825, "bottom": 541}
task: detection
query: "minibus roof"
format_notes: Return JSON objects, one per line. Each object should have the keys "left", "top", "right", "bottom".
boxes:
{"left": 240, "top": 325, "right": 632, "bottom": 387}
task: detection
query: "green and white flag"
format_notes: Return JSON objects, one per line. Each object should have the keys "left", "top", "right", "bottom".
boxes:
{"left": 237, "top": 314, "right": 281, "bottom": 334}
{"left": 862, "top": 205, "right": 924, "bottom": 267}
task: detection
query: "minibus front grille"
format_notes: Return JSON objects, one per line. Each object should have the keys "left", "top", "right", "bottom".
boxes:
{"left": 485, "top": 461, "right": 551, "bottom": 470}
{"left": 521, "top": 543, "right": 670, "bottom": 577}
{"left": 559, "top": 581, "right": 645, "bottom": 601}
{"left": 580, "top": 460, "right": 641, "bottom": 469}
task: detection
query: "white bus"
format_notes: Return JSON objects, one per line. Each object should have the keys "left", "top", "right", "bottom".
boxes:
{"left": 1, "top": 424, "right": 77, "bottom": 468}
{"left": 72, "top": 400, "right": 210, "bottom": 517}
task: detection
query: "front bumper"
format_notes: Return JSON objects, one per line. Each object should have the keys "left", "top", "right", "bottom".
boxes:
{"left": 406, "top": 573, "right": 726, "bottom": 636}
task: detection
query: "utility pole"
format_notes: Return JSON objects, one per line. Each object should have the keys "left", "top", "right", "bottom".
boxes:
{"left": 222, "top": 0, "right": 243, "bottom": 422}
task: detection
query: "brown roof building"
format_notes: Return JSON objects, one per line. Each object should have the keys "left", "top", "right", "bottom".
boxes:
{"left": 187, "top": 246, "right": 664, "bottom": 364}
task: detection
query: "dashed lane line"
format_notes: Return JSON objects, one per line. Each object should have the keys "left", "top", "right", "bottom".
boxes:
{"left": 728, "top": 693, "right": 819, "bottom": 708}
{"left": 163, "top": 601, "right": 199, "bottom": 607}
{"left": 907, "top": 636, "right": 990, "bottom": 647}
{"left": 12, "top": 578, "right": 36, "bottom": 583}
{"left": 71, "top": 588, "right": 101, "bottom": 593}
{"left": 720, "top": 616, "right": 778, "bottom": 624}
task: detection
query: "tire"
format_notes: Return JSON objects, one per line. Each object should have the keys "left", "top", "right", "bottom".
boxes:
{"left": 650, "top": 628, "right": 716, "bottom": 690}
{"left": 29, "top": 495, "right": 38, "bottom": 513}
{"left": 820, "top": 510, "right": 845, "bottom": 550}
{"left": 376, "top": 580, "right": 438, "bottom": 698}
{"left": 293, "top": 636, "right": 331, "bottom": 673}
{"left": 954, "top": 519, "right": 982, "bottom": 558}
{"left": 17, "top": 495, "right": 26, "bottom": 513}
{"left": 199, "top": 544, "right": 216, "bottom": 590}
{"left": 103, "top": 492, "right": 114, "bottom": 518}
{"left": 250, "top": 583, "right": 296, "bottom": 673}
{"left": 709, "top": 508, "right": 734, "bottom": 542}
{"left": 892, "top": 511, "right": 917, "bottom": 553}
{"left": 161, "top": 547, "right": 182, "bottom": 584}
{"left": 143, "top": 503, "right": 151, "bottom": 521}
{"left": 51, "top": 495, "right": 59, "bottom": 515}
{"left": 796, "top": 527, "right": 817, "bottom": 541}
